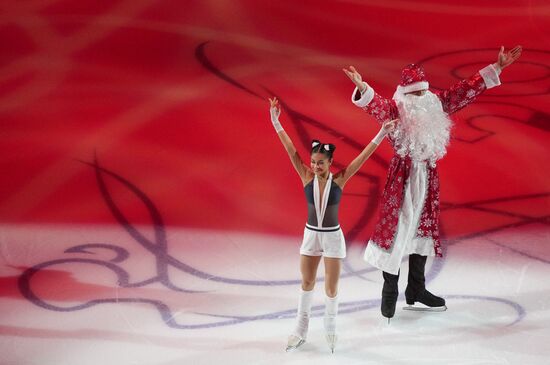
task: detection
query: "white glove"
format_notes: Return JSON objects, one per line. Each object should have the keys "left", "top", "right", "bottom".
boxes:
{"left": 270, "top": 106, "right": 283, "bottom": 133}
{"left": 371, "top": 119, "right": 396, "bottom": 145}
{"left": 371, "top": 128, "right": 387, "bottom": 145}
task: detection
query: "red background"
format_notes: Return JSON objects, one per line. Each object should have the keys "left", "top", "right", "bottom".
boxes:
{"left": 1, "top": 0, "right": 548, "bottom": 244}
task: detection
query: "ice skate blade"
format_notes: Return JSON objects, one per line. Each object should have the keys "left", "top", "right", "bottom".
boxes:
{"left": 325, "top": 334, "right": 337, "bottom": 354}
{"left": 381, "top": 315, "right": 393, "bottom": 324}
{"left": 285, "top": 336, "right": 305, "bottom": 352}
{"left": 403, "top": 304, "right": 447, "bottom": 312}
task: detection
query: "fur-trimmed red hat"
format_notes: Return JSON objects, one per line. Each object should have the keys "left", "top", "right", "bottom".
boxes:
{"left": 396, "top": 64, "right": 429, "bottom": 94}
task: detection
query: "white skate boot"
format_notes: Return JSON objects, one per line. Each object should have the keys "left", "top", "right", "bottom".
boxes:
{"left": 324, "top": 295, "right": 339, "bottom": 354}
{"left": 286, "top": 334, "right": 306, "bottom": 352}
{"left": 285, "top": 289, "right": 313, "bottom": 352}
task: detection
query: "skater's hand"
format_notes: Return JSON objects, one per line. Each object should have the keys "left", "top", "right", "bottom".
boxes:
{"left": 343, "top": 66, "right": 366, "bottom": 92}
{"left": 382, "top": 119, "right": 397, "bottom": 134}
{"left": 269, "top": 97, "right": 283, "bottom": 132}
{"left": 269, "top": 97, "right": 281, "bottom": 123}
{"left": 371, "top": 119, "right": 397, "bottom": 145}
{"left": 496, "top": 45, "right": 522, "bottom": 70}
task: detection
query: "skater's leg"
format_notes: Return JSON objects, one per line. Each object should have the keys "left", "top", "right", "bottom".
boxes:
{"left": 287, "top": 254, "right": 321, "bottom": 351}
{"left": 323, "top": 257, "right": 341, "bottom": 298}
{"left": 323, "top": 257, "right": 341, "bottom": 353}
{"left": 381, "top": 270, "right": 400, "bottom": 320}
{"left": 295, "top": 254, "right": 322, "bottom": 336}
{"left": 301, "top": 254, "right": 322, "bottom": 291}
{"left": 405, "top": 254, "right": 446, "bottom": 310}
{"left": 406, "top": 253, "right": 426, "bottom": 294}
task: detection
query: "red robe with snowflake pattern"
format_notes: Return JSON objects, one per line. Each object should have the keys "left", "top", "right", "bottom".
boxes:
{"left": 360, "top": 72, "right": 489, "bottom": 256}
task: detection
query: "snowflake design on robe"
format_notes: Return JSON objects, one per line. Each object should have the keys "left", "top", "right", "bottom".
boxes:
{"left": 362, "top": 70, "right": 489, "bottom": 255}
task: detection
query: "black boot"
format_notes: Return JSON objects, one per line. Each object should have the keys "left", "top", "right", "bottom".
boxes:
{"left": 381, "top": 270, "right": 399, "bottom": 320}
{"left": 405, "top": 254, "right": 446, "bottom": 310}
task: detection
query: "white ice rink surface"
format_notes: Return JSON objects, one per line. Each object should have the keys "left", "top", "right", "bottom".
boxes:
{"left": 1, "top": 223, "right": 549, "bottom": 365}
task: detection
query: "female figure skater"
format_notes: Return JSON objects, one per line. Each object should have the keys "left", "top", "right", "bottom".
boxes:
{"left": 269, "top": 97, "right": 395, "bottom": 353}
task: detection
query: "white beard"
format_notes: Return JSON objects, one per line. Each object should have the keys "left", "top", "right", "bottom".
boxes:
{"left": 391, "top": 90, "right": 452, "bottom": 167}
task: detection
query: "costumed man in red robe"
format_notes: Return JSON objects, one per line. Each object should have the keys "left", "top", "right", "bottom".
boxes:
{"left": 343, "top": 45, "right": 522, "bottom": 321}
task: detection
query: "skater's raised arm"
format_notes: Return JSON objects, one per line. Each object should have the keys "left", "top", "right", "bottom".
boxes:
{"left": 269, "top": 97, "right": 312, "bottom": 185}
{"left": 436, "top": 45, "right": 522, "bottom": 115}
{"left": 343, "top": 65, "right": 399, "bottom": 124}
{"left": 333, "top": 119, "right": 396, "bottom": 188}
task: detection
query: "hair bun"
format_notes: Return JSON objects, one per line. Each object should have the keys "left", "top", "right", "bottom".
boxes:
{"left": 310, "top": 139, "right": 336, "bottom": 158}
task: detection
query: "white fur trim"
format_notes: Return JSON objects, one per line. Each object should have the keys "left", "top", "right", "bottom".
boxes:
{"left": 396, "top": 81, "right": 429, "bottom": 95}
{"left": 351, "top": 83, "right": 375, "bottom": 108}
{"left": 479, "top": 64, "right": 501, "bottom": 89}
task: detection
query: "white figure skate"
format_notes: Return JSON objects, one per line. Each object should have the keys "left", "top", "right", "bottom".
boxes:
{"left": 286, "top": 335, "right": 305, "bottom": 352}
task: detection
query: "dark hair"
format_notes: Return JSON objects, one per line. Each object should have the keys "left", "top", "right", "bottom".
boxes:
{"left": 311, "top": 139, "right": 336, "bottom": 159}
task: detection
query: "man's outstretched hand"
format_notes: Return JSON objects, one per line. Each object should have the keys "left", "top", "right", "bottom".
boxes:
{"left": 497, "top": 45, "right": 522, "bottom": 69}
{"left": 343, "top": 66, "right": 365, "bottom": 92}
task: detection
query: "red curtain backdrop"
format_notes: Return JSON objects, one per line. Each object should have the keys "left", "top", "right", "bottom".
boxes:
{"left": 1, "top": 0, "right": 548, "bottom": 244}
